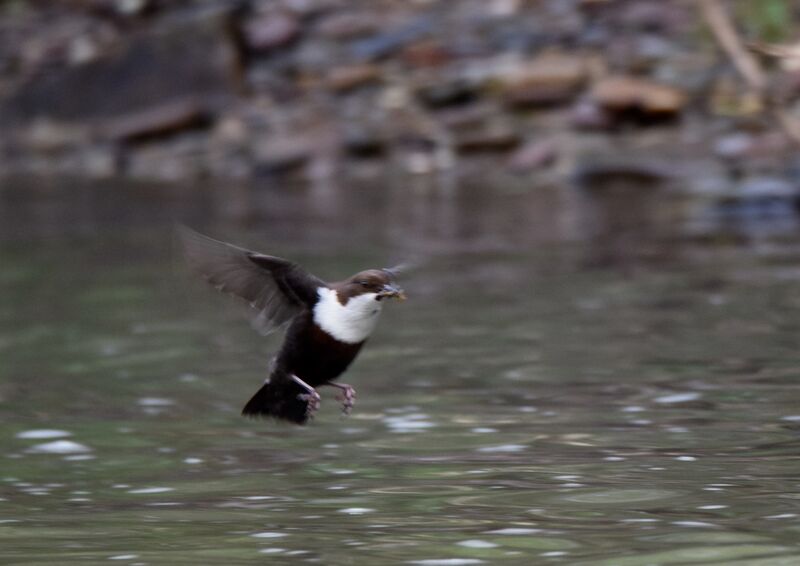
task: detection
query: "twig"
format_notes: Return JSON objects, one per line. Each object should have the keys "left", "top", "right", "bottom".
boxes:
{"left": 699, "top": 0, "right": 800, "bottom": 145}
{"left": 699, "top": 0, "right": 766, "bottom": 92}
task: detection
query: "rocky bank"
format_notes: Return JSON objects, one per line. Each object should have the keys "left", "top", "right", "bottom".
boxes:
{"left": 1, "top": 0, "right": 799, "bottom": 221}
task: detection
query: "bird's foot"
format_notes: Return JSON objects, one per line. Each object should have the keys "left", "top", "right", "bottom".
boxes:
{"left": 327, "top": 383, "right": 356, "bottom": 416}
{"left": 291, "top": 374, "right": 322, "bottom": 419}
{"left": 297, "top": 390, "right": 321, "bottom": 418}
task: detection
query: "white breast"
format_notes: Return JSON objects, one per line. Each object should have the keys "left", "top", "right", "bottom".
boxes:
{"left": 313, "top": 287, "right": 383, "bottom": 344}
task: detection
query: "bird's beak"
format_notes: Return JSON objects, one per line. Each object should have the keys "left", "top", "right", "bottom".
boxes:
{"left": 377, "top": 283, "right": 406, "bottom": 301}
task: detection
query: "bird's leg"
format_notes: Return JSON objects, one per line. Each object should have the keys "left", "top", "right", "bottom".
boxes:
{"left": 291, "top": 374, "right": 321, "bottom": 418}
{"left": 324, "top": 382, "right": 356, "bottom": 415}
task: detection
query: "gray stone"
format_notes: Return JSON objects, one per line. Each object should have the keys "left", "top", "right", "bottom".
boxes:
{"left": 499, "top": 53, "right": 588, "bottom": 108}
{"left": 507, "top": 139, "right": 557, "bottom": 172}
{"left": 243, "top": 12, "right": 300, "bottom": 53}
{"left": 454, "top": 123, "right": 520, "bottom": 153}
{"left": 125, "top": 133, "right": 210, "bottom": 181}
{"left": 316, "top": 11, "right": 383, "bottom": 40}
{"left": 0, "top": 10, "right": 240, "bottom": 141}
{"left": 714, "top": 133, "right": 753, "bottom": 160}
{"left": 417, "top": 79, "right": 478, "bottom": 109}
{"left": 738, "top": 176, "right": 797, "bottom": 199}
{"left": 252, "top": 135, "right": 316, "bottom": 174}
{"left": 350, "top": 16, "right": 434, "bottom": 62}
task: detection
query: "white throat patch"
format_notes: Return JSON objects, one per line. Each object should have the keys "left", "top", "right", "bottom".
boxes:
{"left": 313, "top": 287, "right": 383, "bottom": 344}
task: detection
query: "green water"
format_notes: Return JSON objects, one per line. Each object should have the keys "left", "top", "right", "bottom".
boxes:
{"left": 2, "top": 180, "right": 800, "bottom": 565}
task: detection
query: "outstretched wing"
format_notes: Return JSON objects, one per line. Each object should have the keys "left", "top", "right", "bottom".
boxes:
{"left": 178, "top": 226, "right": 326, "bottom": 335}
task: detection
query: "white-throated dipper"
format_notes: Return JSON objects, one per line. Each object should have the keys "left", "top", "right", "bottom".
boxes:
{"left": 179, "top": 227, "right": 406, "bottom": 424}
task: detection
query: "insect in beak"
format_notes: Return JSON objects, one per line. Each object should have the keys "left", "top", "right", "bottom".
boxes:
{"left": 377, "top": 283, "right": 406, "bottom": 301}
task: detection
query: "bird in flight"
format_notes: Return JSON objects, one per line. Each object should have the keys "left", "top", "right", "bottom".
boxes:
{"left": 178, "top": 227, "right": 406, "bottom": 424}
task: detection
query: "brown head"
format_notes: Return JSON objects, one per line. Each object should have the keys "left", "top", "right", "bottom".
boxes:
{"left": 334, "top": 269, "right": 406, "bottom": 305}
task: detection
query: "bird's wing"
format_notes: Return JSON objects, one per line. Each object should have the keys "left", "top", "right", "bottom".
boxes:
{"left": 178, "top": 226, "right": 326, "bottom": 335}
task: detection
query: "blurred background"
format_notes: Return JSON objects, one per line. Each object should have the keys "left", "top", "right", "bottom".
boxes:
{"left": 4, "top": 1, "right": 800, "bottom": 564}
{"left": 2, "top": 0, "right": 800, "bottom": 246}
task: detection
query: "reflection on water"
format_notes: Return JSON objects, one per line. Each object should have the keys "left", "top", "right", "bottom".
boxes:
{"left": 2, "top": 178, "right": 800, "bottom": 564}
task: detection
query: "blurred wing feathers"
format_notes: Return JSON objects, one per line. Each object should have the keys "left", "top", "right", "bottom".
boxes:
{"left": 178, "top": 226, "right": 325, "bottom": 334}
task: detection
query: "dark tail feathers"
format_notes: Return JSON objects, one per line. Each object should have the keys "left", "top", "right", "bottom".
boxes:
{"left": 242, "top": 378, "right": 310, "bottom": 425}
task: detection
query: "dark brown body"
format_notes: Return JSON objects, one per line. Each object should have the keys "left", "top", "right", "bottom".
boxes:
{"left": 242, "top": 312, "right": 365, "bottom": 423}
{"left": 277, "top": 312, "right": 364, "bottom": 387}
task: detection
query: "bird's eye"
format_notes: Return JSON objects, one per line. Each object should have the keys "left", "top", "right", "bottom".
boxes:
{"left": 358, "top": 280, "right": 370, "bottom": 287}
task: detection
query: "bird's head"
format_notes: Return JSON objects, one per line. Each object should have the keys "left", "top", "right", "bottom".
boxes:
{"left": 340, "top": 269, "right": 406, "bottom": 303}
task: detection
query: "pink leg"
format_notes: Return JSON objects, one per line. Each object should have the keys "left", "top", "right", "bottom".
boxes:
{"left": 325, "top": 382, "right": 356, "bottom": 415}
{"left": 291, "top": 374, "right": 321, "bottom": 419}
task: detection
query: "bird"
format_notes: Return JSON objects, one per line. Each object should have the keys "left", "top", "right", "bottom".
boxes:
{"left": 178, "top": 226, "right": 406, "bottom": 424}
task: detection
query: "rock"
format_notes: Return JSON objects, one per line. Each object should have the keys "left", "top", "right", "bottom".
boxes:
{"left": 712, "top": 176, "right": 800, "bottom": 220}
{"left": 454, "top": 122, "right": 520, "bottom": 153}
{"left": 0, "top": 141, "right": 120, "bottom": 179}
{"left": 68, "top": 35, "right": 103, "bottom": 65}
{"left": 499, "top": 53, "right": 588, "bottom": 107}
{"left": 714, "top": 132, "right": 791, "bottom": 163}
{"left": 709, "top": 76, "right": 763, "bottom": 117}
{"left": 252, "top": 134, "right": 315, "bottom": 174}
{"left": 350, "top": 16, "right": 434, "bottom": 62}
{"left": 125, "top": 133, "right": 209, "bottom": 181}
{"left": 212, "top": 114, "right": 249, "bottom": 145}
{"left": 570, "top": 99, "right": 613, "bottom": 130}
{"left": 487, "top": 19, "right": 543, "bottom": 54}
{"left": 114, "top": 0, "right": 154, "bottom": 17}
{"left": 437, "top": 102, "right": 500, "bottom": 129}
{"left": 81, "top": 0, "right": 155, "bottom": 17}
{"left": 82, "top": 143, "right": 121, "bottom": 178}
{"left": 343, "top": 125, "right": 386, "bottom": 158}
{"left": 291, "top": 37, "right": 346, "bottom": 75}
{"left": 590, "top": 76, "right": 686, "bottom": 121}
{"left": 714, "top": 133, "right": 753, "bottom": 160}
{"left": 243, "top": 12, "right": 300, "bottom": 53}
{"left": 15, "top": 14, "right": 120, "bottom": 75}
{"left": 618, "top": 1, "right": 691, "bottom": 32}
{"left": 0, "top": 10, "right": 240, "bottom": 141}
{"left": 417, "top": 78, "right": 479, "bottom": 109}
{"left": 22, "top": 119, "right": 90, "bottom": 152}
{"left": 603, "top": 35, "right": 678, "bottom": 74}
{"left": 401, "top": 40, "right": 451, "bottom": 68}
{"left": 573, "top": 157, "right": 674, "bottom": 189}
{"left": 486, "top": 0, "right": 522, "bottom": 17}
{"left": 738, "top": 176, "right": 797, "bottom": 199}
{"left": 246, "top": 60, "right": 302, "bottom": 100}
{"left": 276, "top": 0, "right": 340, "bottom": 18}
{"left": 326, "top": 64, "right": 382, "bottom": 93}
{"left": 316, "top": 11, "right": 383, "bottom": 40}
{"left": 101, "top": 99, "right": 210, "bottom": 141}
{"left": 507, "top": 139, "right": 557, "bottom": 172}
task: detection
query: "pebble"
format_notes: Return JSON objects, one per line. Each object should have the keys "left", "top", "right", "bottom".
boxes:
{"left": 316, "top": 12, "right": 382, "bottom": 40}
{"left": 454, "top": 123, "right": 520, "bottom": 153}
{"left": 507, "top": 139, "right": 557, "bottom": 172}
{"left": 350, "top": 16, "right": 434, "bottom": 62}
{"left": 590, "top": 75, "right": 687, "bottom": 118}
{"left": 500, "top": 53, "right": 588, "bottom": 107}
{"left": 326, "top": 64, "right": 382, "bottom": 93}
{"left": 243, "top": 12, "right": 300, "bottom": 52}
{"left": 417, "top": 79, "right": 478, "bottom": 109}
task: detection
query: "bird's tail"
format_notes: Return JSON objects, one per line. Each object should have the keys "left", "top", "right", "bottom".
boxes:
{"left": 242, "top": 375, "right": 310, "bottom": 425}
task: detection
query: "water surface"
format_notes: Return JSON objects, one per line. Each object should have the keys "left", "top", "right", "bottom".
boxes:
{"left": 2, "top": 178, "right": 800, "bottom": 565}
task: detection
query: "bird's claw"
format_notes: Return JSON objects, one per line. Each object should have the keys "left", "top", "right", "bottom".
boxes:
{"left": 297, "top": 390, "right": 321, "bottom": 418}
{"left": 334, "top": 384, "right": 356, "bottom": 416}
